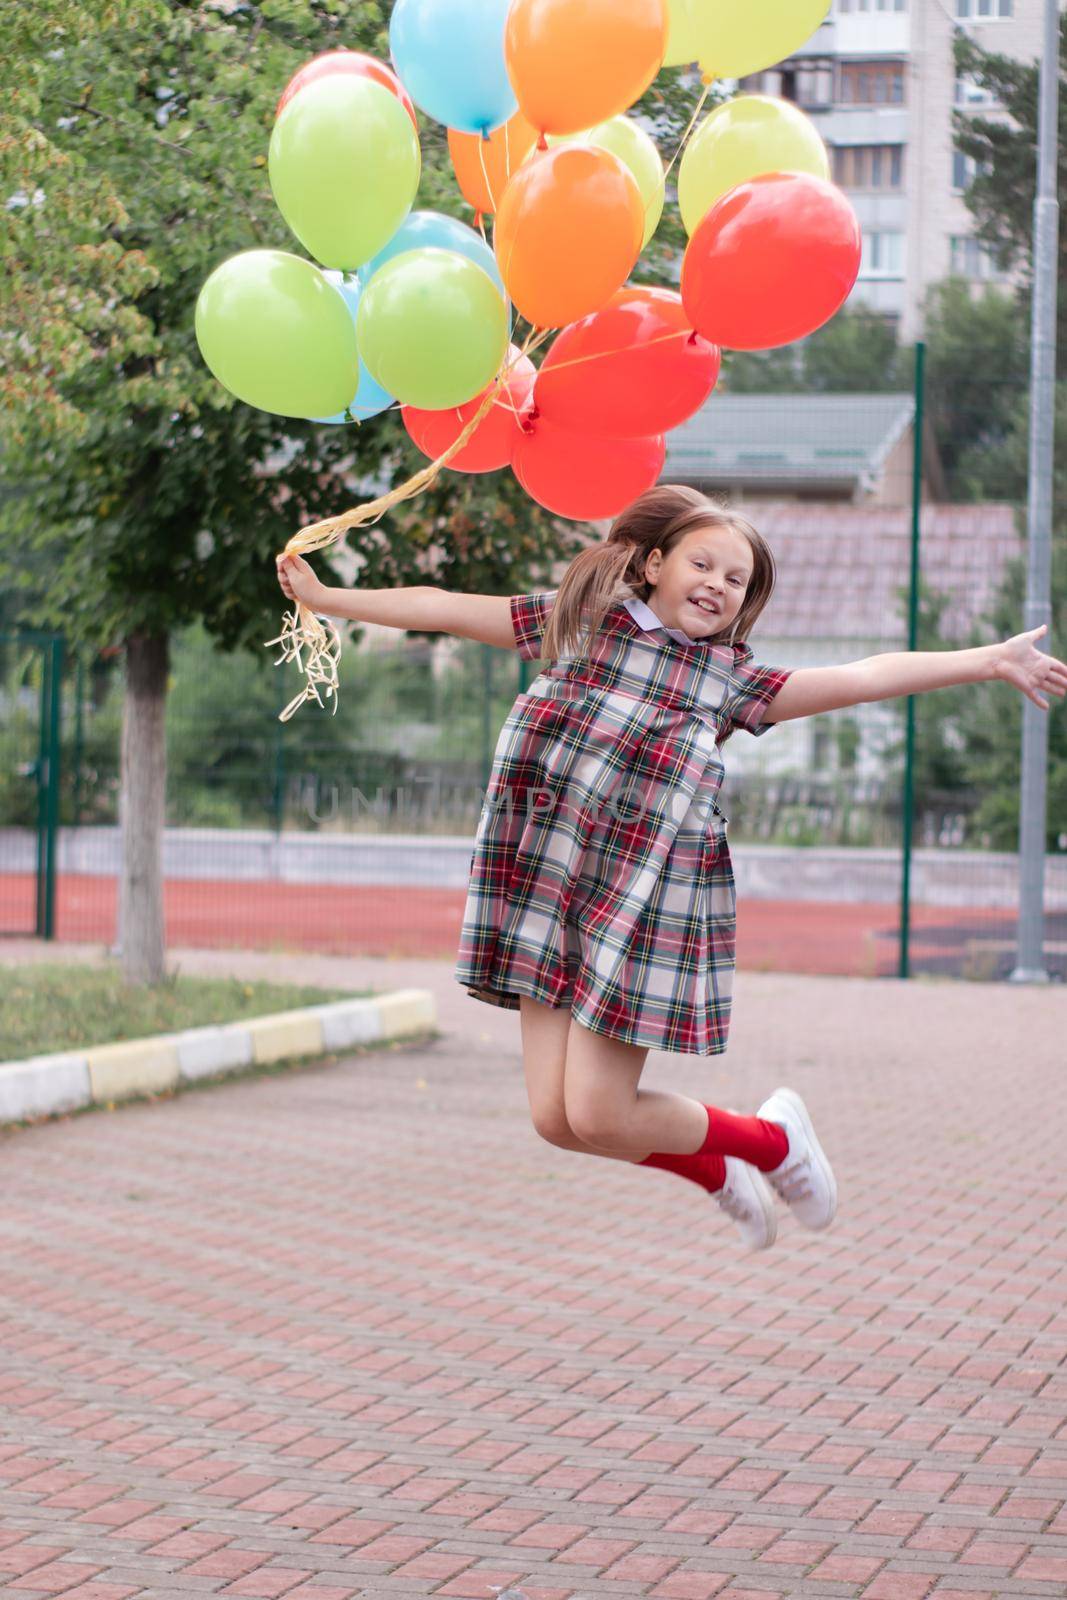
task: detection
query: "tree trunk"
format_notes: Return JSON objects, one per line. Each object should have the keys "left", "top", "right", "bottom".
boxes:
{"left": 118, "top": 631, "right": 168, "bottom": 985}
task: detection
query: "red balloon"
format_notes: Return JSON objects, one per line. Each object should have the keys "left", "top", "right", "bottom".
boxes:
{"left": 681, "top": 172, "right": 861, "bottom": 351}
{"left": 276, "top": 51, "right": 418, "bottom": 129}
{"left": 403, "top": 349, "right": 537, "bottom": 473}
{"left": 512, "top": 417, "right": 665, "bottom": 520}
{"left": 533, "top": 287, "right": 720, "bottom": 438}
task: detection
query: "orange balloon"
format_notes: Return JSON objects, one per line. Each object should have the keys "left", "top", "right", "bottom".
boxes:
{"left": 494, "top": 145, "right": 643, "bottom": 329}
{"left": 448, "top": 112, "right": 539, "bottom": 216}
{"left": 505, "top": 0, "right": 668, "bottom": 137}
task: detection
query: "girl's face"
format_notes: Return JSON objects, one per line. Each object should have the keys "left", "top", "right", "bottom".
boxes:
{"left": 643, "top": 524, "right": 754, "bottom": 641}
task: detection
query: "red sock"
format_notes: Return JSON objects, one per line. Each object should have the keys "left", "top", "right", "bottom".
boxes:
{"left": 700, "top": 1104, "right": 788, "bottom": 1171}
{"left": 639, "top": 1148, "right": 726, "bottom": 1193}
{"left": 638, "top": 1105, "right": 789, "bottom": 1190}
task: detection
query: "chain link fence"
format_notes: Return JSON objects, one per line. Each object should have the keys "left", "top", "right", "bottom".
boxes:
{"left": 2, "top": 345, "right": 1064, "bottom": 979}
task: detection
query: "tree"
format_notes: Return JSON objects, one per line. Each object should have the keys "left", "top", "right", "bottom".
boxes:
{"left": 721, "top": 305, "right": 911, "bottom": 394}
{"left": 7, "top": 0, "right": 680, "bottom": 980}
{"left": 893, "top": 22, "right": 1067, "bottom": 852}
{"left": 953, "top": 18, "right": 1067, "bottom": 363}
{"left": 945, "top": 22, "right": 1067, "bottom": 514}
{"left": 921, "top": 277, "right": 1031, "bottom": 499}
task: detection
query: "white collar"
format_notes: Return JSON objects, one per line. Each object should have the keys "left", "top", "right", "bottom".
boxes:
{"left": 622, "top": 594, "right": 702, "bottom": 647}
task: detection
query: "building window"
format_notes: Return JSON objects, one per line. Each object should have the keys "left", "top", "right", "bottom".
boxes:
{"left": 956, "top": 0, "right": 1012, "bottom": 14}
{"left": 859, "top": 230, "right": 905, "bottom": 277}
{"left": 954, "top": 71, "right": 1000, "bottom": 107}
{"left": 833, "top": 144, "right": 904, "bottom": 189}
{"left": 837, "top": 0, "right": 907, "bottom": 10}
{"left": 952, "top": 151, "right": 991, "bottom": 191}
{"left": 839, "top": 61, "right": 906, "bottom": 104}
{"left": 949, "top": 234, "right": 1005, "bottom": 279}
{"left": 797, "top": 63, "right": 834, "bottom": 106}
{"left": 747, "top": 64, "right": 833, "bottom": 105}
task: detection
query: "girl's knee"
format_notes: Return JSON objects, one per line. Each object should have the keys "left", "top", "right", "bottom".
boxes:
{"left": 563, "top": 1093, "right": 626, "bottom": 1151}
{"left": 529, "top": 1103, "right": 578, "bottom": 1148}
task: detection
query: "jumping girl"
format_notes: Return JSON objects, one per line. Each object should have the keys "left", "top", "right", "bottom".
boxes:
{"left": 277, "top": 483, "right": 1065, "bottom": 1251}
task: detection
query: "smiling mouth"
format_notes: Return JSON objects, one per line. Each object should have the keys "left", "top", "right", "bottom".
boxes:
{"left": 689, "top": 598, "right": 721, "bottom": 615}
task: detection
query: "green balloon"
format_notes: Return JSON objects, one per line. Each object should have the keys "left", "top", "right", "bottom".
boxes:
{"left": 550, "top": 116, "right": 665, "bottom": 248}
{"left": 678, "top": 95, "right": 829, "bottom": 237}
{"left": 195, "top": 249, "right": 359, "bottom": 418}
{"left": 356, "top": 248, "right": 509, "bottom": 410}
{"left": 269, "top": 74, "right": 421, "bottom": 270}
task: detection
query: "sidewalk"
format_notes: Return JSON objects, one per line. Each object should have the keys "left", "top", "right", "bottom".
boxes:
{"left": 1, "top": 945, "right": 1066, "bottom": 1599}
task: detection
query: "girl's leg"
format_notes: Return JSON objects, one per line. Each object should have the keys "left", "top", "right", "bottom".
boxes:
{"left": 562, "top": 1015, "right": 703, "bottom": 1159}
{"left": 563, "top": 1014, "right": 788, "bottom": 1172}
{"left": 518, "top": 995, "right": 636, "bottom": 1162}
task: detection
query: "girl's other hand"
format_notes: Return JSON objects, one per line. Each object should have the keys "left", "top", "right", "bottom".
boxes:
{"left": 994, "top": 623, "right": 1067, "bottom": 710}
{"left": 276, "top": 552, "right": 325, "bottom": 611}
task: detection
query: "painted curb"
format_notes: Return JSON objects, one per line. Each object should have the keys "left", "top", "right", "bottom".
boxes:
{"left": 0, "top": 990, "right": 436, "bottom": 1127}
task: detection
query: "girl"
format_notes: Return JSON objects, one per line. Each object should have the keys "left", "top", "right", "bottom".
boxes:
{"left": 277, "top": 483, "right": 1065, "bottom": 1252}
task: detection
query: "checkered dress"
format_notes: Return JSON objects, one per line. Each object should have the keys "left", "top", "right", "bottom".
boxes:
{"left": 453, "top": 590, "right": 793, "bottom": 1056}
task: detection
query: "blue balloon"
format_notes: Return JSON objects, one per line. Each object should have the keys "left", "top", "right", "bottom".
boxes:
{"left": 362, "top": 210, "right": 511, "bottom": 331}
{"left": 311, "top": 272, "right": 394, "bottom": 424}
{"left": 390, "top": 0, "right": 516, "bottom": 134}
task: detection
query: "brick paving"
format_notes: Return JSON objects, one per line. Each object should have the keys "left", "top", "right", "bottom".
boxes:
{"left": 1, "top": 954, "right": 1066, "bottom": 1599}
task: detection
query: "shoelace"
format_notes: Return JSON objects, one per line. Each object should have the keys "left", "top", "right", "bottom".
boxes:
{"left": 770, "top": 1156, "right": 814, "bottom": 1204}
{"left": 714, "top": 1186, "right": 753, "bottom": 1223}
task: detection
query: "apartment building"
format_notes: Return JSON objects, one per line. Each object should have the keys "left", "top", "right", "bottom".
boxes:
{"left": 740, "top": 0, "right": 1047, "bottom": 337}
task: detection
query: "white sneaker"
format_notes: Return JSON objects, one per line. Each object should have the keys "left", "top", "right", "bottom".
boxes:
{"left": 714, "top": 1155, "right": 778, "bottom": 1250}
{"left": 757, "top": 1087, "right": 837, "bottom": 1231}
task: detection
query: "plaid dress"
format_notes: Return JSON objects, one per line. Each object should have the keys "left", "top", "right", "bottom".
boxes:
{"left": 453, "top": 590, "right": 793, "bottom": 1056}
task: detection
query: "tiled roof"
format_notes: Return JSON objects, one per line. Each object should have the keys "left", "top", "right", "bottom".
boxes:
{"left": 739, "top": 500, "right": 1022, "bottom": 644}
{"left": 663, "top": 392, "right": 916, "bottom": 489}
{"left": 553, "top": 501, "right": 1022, "bottom": 646}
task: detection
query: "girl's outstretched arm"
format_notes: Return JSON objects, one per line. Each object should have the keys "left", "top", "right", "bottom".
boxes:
{"left": 764, "top": 623, "right": 1067, "bottom": 724}
{"left": 276, "top": 554, "right": 519, "bottom": 649}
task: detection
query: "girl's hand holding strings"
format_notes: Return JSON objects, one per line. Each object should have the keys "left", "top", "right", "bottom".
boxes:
{"left": 276, "top": 552, "right": 327, "bottom": 612}
{"left": 993, "top": 623, "right": 1067, "bottom": 711}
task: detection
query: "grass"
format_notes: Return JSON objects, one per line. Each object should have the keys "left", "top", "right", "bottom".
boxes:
{"left": 0, "top": 963, "right": 370, "bottom": 1062}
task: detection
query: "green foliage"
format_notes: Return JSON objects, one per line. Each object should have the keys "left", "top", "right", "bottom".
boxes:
{"left": 887, "top": 565, "right": 1067, "bottom": 852}
{"left": 922, "top": 278, "right": 1031, "bottom": 498}
{"left": 0, "top": 961, "right": 363, "bottom": 1060}
{"left": 722, "top": 306, "right": 911, "bottom": 394}
{"left": 952, "top": 19, "right": 1067, "bottom": 350}
{"left": 951, "top": 545, "right": 1067, "bottom": 851}
{"left": 0, "top": 0, "right": 598, "bottom": 664}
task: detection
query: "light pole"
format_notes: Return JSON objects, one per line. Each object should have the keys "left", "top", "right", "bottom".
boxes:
{"left": 1011, "top": 0, "right": 1060, "bottom": 985}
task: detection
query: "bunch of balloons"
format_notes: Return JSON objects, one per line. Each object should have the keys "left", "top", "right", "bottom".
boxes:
{"left": 195, "top": 0, "right": 860, "bottom": 525}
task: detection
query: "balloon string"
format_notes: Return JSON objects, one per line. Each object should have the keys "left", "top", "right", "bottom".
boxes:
{"left": 536, "top": 327, "right": 700, "bottom": 374}
{"left": 662, "top": 80, "right": 712, "bottom": 183}
{"left": 269, "top": 85, "right": 713, "bottom": 721}
{"left": 268, "top": 327, "right": 551, "bottom": 722}
{"left": 476, "top": 132, "right": 502, "bottom": 216}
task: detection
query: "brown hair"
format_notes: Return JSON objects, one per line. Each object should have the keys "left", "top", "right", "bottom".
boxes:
{"left": 539, "top": 484, "right": 777, "bottom": 663}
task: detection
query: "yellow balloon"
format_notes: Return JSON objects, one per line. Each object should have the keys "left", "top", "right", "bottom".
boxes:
{"left": 677, "top": 94, "right": 829, "bottom": 235}
{"left": 695, "top": 0, "right": 831, "bottom": 81}
{"left": 547, "top": 115, "right": 665, "bottom": 247}
{"left": 663, "top": 0, "right": 700, "bottom": 67}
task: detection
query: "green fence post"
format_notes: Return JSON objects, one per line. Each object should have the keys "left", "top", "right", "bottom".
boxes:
{"left": 34, "top": 639, "right": 48, "bottom": 937}
{"left": 518, "top": 655, "right": 530, "bottom": 694}
{"left": 481, "top": 644, "right": 494, "bottom": 791}
{"left": 72, "top": 654, "right": 85, "bottom": 823}
{"left": 898, "top": 341, "right": 924, "bottom": 980}
{"left": 35, "top": 634, "right": 64, "bottom": 939}
{"left": 273, "top": 669, "right": 287, "bottom": 832}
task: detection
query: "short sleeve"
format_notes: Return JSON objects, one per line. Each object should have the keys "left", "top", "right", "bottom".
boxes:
{"left": 510, "top": 590, "right": 558, "bottom": 661}
{"left": 720, "top": 641, "right": 792, "bottom": 739}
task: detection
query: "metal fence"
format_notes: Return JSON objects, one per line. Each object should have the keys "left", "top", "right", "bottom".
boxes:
{"left": 2, "top": 342, "right": 1063, "bottom": 982}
